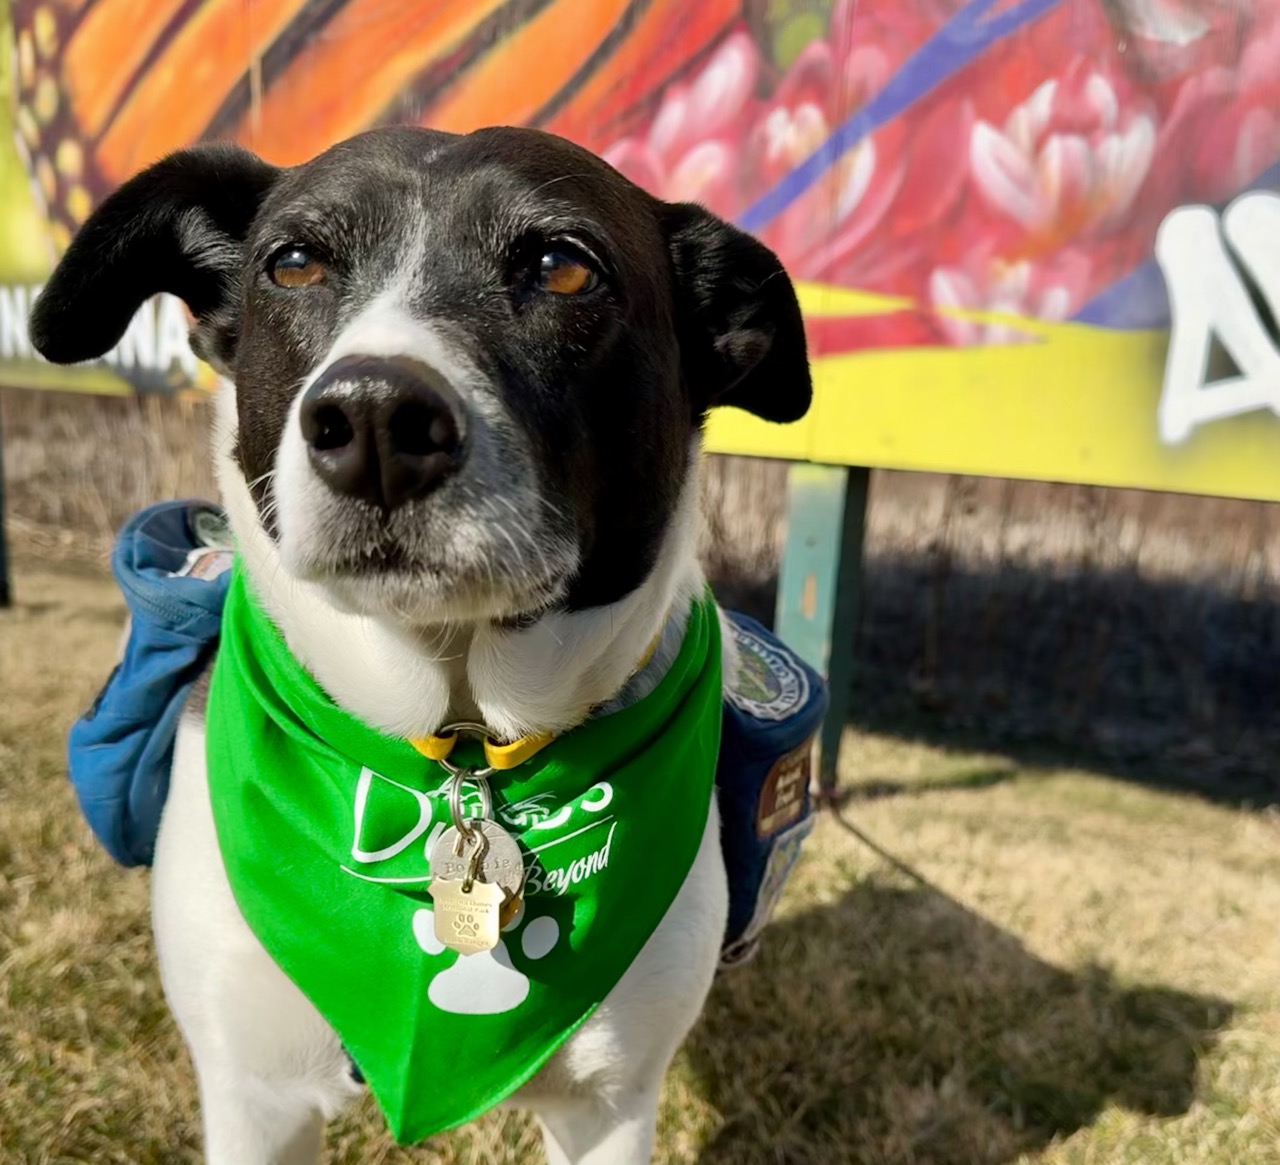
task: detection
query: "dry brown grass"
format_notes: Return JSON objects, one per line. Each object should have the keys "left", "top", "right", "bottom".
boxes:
{"left": 0, "top": 388, "right": 215, "bottom": 552}
{"left": 3, "top": 553, "right": 1280, "bottom": 1164}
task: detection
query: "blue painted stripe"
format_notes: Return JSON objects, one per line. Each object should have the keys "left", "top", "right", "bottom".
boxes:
{"left": 1074, "top": 161, "right": 1280, "bottom": 329}
{"left": 1072, "top": 261, "right": 1170, "bottom": 330}
{"left": 738, "top": 0, "right": 1065, "bottom": 232}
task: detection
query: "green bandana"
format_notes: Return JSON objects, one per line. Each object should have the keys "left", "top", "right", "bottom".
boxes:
{"left": 205, "top": 567, "right": 721, "bottom": 1144}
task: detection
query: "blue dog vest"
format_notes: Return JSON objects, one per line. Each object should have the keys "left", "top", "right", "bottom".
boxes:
{"left": 68, "top": 501, "right": 827, "bottom": 958}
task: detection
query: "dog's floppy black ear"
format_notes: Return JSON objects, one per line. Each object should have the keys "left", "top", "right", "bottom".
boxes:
{"left": 662, "top": 202, "right": 812, "bottom": 423}
{"left": 30, "top": 143, "right": 281, "bottom": 372}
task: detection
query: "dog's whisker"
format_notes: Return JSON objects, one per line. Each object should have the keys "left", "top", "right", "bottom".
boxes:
{"left": 490, "top": 495, "right": 559, "bottom": 586}
{"left": 245, "top": 469, "right": 277, "bottom": 494}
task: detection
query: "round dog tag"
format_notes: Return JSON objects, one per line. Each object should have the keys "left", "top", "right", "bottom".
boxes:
{"left": 430, "top": 820, "right": 525, "bottom": 898}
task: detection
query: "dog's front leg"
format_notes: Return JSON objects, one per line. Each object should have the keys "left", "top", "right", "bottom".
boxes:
{"left": 153, "top": 716, "right": 359, "bottom": 1165}
{"left": 527, "top": 800, "right": 728, "bottom": 1165}
{"left": 179, "top": 965, "right": 340, "bottom": 1165}
{"left": 536, "top": 1087, "right": 662, "bottom": 1165}
{"left": 198, "top": 1078, "right": 325, "bottom": 1165}
{"left": 536, "top": 1083, "right": 664, "bottom": 1165}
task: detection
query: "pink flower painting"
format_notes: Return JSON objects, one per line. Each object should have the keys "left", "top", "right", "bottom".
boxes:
{"left": 602, "top": 0, "right": 1280, "bottom": 351}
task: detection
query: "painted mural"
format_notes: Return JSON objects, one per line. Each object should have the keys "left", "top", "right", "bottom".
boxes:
{"left": 3, "top": 0, "right": 1280, "bottom": 499}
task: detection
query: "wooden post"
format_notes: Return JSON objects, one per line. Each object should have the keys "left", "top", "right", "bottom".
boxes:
{"left": 775, "top": 463, "right": 870, "bottom": 797}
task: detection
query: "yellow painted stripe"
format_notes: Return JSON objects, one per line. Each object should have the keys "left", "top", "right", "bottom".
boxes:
{"left": 793, "top": 281, "right": 914, "bottom": 318}
{"left": 706, "top": 315, "right": 1280, "bottom": 504}
{"left": 0, "top": 361, "right": 132, "bottom": 395}
{"left": 793, "top": 281, "right": 1054, "bottom": 332}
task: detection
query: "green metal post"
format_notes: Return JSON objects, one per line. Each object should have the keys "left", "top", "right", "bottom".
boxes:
{"left": 775, "top": 463, "right": 870, "bottom": 796}
{"left": 0, "top": 405, "right": 9, "bottom": 609}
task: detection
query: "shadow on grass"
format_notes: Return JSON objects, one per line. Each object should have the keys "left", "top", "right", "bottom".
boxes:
{"left": 837, "top": 765, "right": 1019, "bottom": 804}
{"left": 710, "top": 554, "right": 1280, "bottom": 809}
{"left": 844, "top": 704, "right": 1280, "bottom": 810}
{"left": 684, "top": 867, "right": 1231, "bottom": 1165}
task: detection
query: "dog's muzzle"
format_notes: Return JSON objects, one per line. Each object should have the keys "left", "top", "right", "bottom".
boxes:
{"left": 299, "top": 355, "right": 467, "bottom": 511}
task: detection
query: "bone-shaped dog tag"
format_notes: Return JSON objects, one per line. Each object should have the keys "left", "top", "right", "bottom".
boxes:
{"left": 428, "top": 877, "right": 506, "bottom": 956}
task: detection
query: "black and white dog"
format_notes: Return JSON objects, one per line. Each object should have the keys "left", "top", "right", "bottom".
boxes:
{"left": 32, "top": 126, "right": 811, "bottom": 1164}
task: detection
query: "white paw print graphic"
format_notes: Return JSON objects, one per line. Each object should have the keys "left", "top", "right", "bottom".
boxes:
{"left": 413, "top": 904, "right": 560, "bottom": 1016}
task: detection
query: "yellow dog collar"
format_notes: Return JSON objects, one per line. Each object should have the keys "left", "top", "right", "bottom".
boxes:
{"left": 407, "top": 622, "right": 667, "bottom": 771}
{"left": 408, "top": 729, "right": 554, "bottom": 771}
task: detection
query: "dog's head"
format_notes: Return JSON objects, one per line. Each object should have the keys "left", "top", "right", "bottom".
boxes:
{"left": 32, "top": 127, "right": 811, "bottom": 625}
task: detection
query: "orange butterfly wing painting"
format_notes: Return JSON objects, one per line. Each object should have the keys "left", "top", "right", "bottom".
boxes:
{"left": 9, "top": 0, "right": 738, "bottom": 253}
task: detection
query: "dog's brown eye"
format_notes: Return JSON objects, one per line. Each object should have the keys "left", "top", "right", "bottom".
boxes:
{"left": 538, "top": 250, "right": 596, "bottom": 295}
{"left": 269, "top": 246, "right": 326, "bottom": 288}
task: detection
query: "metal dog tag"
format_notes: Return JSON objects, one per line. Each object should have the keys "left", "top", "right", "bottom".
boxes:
{"left": 428, "top": 876, "right": 506, "bottom": 956}
{"left": 430, "top": 820, "right": 525, "bottom": 899}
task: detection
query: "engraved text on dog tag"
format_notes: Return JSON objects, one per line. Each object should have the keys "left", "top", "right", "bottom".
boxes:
{"left": 428, "top": 878, "right": 505, "bottom": 956}
{"left": 430, "top": 820, "right": 525, "bottom": 900}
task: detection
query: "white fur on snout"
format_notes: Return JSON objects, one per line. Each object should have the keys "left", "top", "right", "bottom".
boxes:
{"left": 268, "top": 291, "right": 578, "bottom": 626}
{"left": 272, "top": 295, "right": 485, "bottom": 575}
{"left": 216, "top": 376, "right": 456, "bottom": 733}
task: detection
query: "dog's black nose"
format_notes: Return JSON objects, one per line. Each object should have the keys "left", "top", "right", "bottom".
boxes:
{"left": 300, "top": 355, "right": 467, "bottom": 510}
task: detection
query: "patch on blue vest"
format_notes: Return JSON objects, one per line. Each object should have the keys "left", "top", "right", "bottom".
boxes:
{"left": 69, "top": 502, "right": 828, "bottom": 961}
{"left": 717, "top": 613, "right": 827, "bottom": 965}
